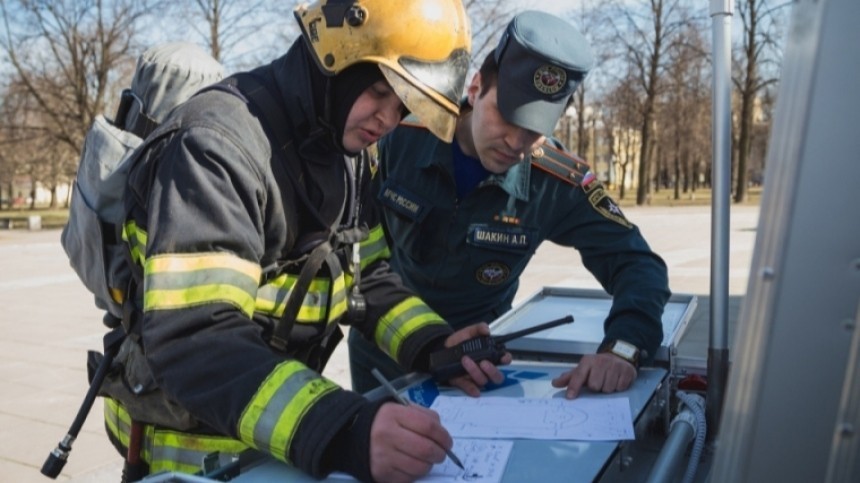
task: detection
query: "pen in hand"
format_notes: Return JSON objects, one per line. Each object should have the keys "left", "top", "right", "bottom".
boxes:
{"left": 370, "top": 368, "right": 466, "bottom": 471}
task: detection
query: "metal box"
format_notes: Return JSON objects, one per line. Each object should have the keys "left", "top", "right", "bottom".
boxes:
{"left": 489, "top": 287, "right": 697, "bottom": 364}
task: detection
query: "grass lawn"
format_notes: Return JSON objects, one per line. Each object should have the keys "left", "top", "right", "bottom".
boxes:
{"left": 609, "top": 186, "right": 763, "bottom": 208}
{"left": 0, "top": 208, "right": 71, "bottom": 230}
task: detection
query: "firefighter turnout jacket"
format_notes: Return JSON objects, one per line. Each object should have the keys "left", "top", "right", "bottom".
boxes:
{"left": 109, "top": 42, "right": 452, "bottom": 480}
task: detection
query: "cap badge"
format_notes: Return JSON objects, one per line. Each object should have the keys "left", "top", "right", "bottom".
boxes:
{"left": 533, "top": 65, "right": 567, "bottom": 94}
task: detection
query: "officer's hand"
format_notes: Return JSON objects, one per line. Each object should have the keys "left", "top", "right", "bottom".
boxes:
{"left": 445, "top": 322, "right": 511, "bottom": 397}
{"left": 551, "top": 352, "right": 637, "bottom": 399}
{"left": 369, "top": 402, "right": 452, "bottom": 483}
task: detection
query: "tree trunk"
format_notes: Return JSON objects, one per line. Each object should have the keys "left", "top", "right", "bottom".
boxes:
{"left": 636, "top": 113, "right": 653, "bottom": 205}
{"left": 735, "top": 92, "right": 753, "bottom": 203}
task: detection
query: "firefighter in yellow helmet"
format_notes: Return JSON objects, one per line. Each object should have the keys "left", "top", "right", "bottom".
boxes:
{"left": 103, "top": 1, "right": 507, "bottom": 482}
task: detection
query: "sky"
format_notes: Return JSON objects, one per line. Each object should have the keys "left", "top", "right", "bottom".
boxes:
{"left": 512, "top": 0, "right": 586, "bottom": 15}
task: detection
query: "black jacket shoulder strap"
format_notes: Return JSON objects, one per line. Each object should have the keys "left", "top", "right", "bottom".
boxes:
{"left": 530, "top": 141, "right": 593, "bottom": 188}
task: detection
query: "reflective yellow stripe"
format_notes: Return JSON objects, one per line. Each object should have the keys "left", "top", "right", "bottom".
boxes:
{"left": 149, "top": 430, "right": 249, "bottom": 474}
{"left": 104, "top": 398, "right": 249, "bottom": 475}
{"left": 147, "top": 253, "right": 261, "bottom": 277}
{"left": 104, "top": 398, "right": 131, "bottom": 448}
{"left": 144, "top": 253, "right": 261, "bottom": 317}
{"left": 254, "top": 258, "right": 347, "bottom": 327}
{"left": 256, "top": 275, "right": 329, "bottom": 322}
{"left": 123, "top": 221, "right": 148, "bottom": 265}
{"left": 327, "top": 256, "right": 347, "bottom": 323}
{"left": 358, "top": 224, "right": 391, "bottom": 270}
{"left": 238, "top": 361, "right": 338, "bottom": 461}
{"left": 375, "top": 297, "right": 446, "bottom": 359}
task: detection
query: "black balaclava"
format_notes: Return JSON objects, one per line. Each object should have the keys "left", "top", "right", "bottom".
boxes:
{"left": 327, "top": 62, "right": 385, "bottom": 156}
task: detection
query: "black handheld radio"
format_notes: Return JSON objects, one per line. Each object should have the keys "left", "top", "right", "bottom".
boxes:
{"left": 429, "top": 314, "right": 574, "bottom": 382}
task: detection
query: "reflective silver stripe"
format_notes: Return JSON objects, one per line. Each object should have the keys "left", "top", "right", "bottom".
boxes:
{"left": 256, "top": 276, "right": 329, "bottom": 322}
{"left": 375, "top": 297, "right": 446, "bottom": 359}
{"left": 252, "top": 366, "right": 318, "bottom": 451}
{"left": 358, "top": 224, "right": 391, "bottom": 269}
{"left": 238, "top": 361, "right": 338, "bottom": 459}
{"left": 149, "top": 430, "right": 248, "bottom": 474}
{"left": 104, "top": 398, "right": 247, "bottom": 474}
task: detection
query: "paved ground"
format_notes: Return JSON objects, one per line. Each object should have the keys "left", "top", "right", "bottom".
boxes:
{"left": 0, "top": 204, "right": 759, "bottom": 482}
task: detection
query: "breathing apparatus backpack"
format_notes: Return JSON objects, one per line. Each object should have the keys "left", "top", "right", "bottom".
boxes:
{"left": 43, "top": 42, "right": 225, "bottom": 480}
{"left": 60, "top": 42, "right": 225, "bottom": 326}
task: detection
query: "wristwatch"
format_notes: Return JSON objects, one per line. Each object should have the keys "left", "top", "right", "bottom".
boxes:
{"left": 599, "top": 339, "right": 640, "bottom": 367}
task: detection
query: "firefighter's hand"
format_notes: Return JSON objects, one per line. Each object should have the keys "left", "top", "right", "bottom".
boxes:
{"left": 369, "top": 402, "right": 452, "bottom": 483}
{"left": 446, "top": 322, "right": 511, "bottom": 397}
{"left": 551, "top": 352, "right": 637, "bottom": 399}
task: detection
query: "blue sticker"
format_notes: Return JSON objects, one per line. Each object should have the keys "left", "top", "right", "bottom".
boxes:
{"left": 482, "top": 369, "right": 520, "bottom": 392}
{"left": 406, "top": 379, "right": 440, "bottom": 407}
{"left": 511, "top": 370, "right": 547, "bottom": 380}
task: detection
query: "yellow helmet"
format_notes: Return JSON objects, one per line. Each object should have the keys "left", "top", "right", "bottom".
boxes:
{"left": 295, "top": 0, "right": 471, "bottom": 142}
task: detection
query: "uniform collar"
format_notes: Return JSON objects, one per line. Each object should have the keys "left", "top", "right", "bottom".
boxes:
{"left": 481, "top": 159, "right": 531, "bottom": 202}
{"left": 423, "top": 134, "right": 532, "bottom": 202}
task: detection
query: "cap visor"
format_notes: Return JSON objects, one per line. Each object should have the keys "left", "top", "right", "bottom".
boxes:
{"left": 496, "top": 85, "right": 566, "bottom": 137}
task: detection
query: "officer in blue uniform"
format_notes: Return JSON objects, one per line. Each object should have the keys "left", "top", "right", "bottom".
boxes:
{"left": 349, "top": 10, "right": 671, "bottom": 399}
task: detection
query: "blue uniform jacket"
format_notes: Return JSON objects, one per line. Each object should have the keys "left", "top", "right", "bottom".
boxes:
{"left": 375, "top": 123, "right": 671, "bottom": 361}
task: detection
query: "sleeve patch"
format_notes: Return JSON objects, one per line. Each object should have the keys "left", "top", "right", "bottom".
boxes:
{"left": 588, "top": 186, "right": 632, "bottom": 228}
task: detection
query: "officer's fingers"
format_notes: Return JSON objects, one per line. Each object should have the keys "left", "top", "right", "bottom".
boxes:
{"left": 460, "top": 355, "right": 489, "bottom": 387}
{"left": 616, "top": 362, "right": 637, "bottom": 391}
{"left": 471, "top": 322, "right": 492, "bottom": 337}
{"left": 587, "top": 366, "right": 607, "bottom": 393}
{"left": 449, "top": 375, "right": 481, "bottom": 397}
{"left": 602, "top": 368, "right": 622, "bottom": 393}
{"left": 478, "top": 358, "right": 506, "bottom": 385}
{"left": 445, "top": 322, "right": 488, "bottom": 347}
{"left": 551, "top": 371, "right": 571, "bottom": 388}
{"left": 563, "top": 364, "right": 591, "bottom": 399}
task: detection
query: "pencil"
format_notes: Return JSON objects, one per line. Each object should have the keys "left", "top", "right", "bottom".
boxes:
{"left": 370, "top": 368, "right": 466, "bottom": 471}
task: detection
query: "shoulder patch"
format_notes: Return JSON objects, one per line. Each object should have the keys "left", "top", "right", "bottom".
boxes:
{"left": 588, "top": 185, "right": 632, "bottom": 228}
{"left": 530, "top": 142, "right": 597, "bottom": 189}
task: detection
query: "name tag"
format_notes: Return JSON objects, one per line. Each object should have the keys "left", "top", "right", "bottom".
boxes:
{"left": 378, "top": 182, "right": 429, "bottom": 222}
{"left": 468, "top": 224, "right": 533, "bottom": 252}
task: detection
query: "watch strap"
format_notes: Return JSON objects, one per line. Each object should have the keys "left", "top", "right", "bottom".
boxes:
{"left": 598, "top": 339, "right": 641, "bottom": 368}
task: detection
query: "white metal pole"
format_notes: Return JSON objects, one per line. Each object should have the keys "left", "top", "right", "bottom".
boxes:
{"left": 708, "top": 0, "right": 733, "bottom": 441}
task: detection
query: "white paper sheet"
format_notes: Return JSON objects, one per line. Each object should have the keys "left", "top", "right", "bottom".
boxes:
{"left": 421, "top": 439, "right": 513, "bottom": 482}
{"left": 329, "top": 438, "right": 513, "bottom": 483}
{"left": 430, "top": 395, "right": 635, "bottom": 441}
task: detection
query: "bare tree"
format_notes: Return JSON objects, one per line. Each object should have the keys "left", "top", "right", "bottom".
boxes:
{"left": 0, "top": 0, "right": 159, "bottom": 154}
{"left": 659, "top": 19, "right": 709, "bottom": 200}
{"left": 0, "top": 0, "right": 161, "bottom": 207}
{"left": 606, "top": 0, "right": 686, "bottom": 205}
{"left": 732, "top": 0, "right": 787, "bottom": 202}
{"left": 166, "top": 0, "right": 298, "bottom": 71}
{"left": 602, "top": 71, "right": 641, "bottom": 200}
{"left": 464, "top": 0, "right": 516, "bottom": 70}
{"left": 0, "top": 88, "right": 26, "bottom": 209}
{"left": 563, "top": 1, "right": 607, "bottom": 158}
